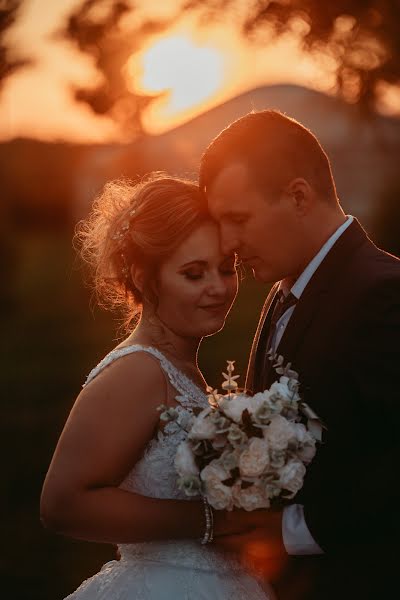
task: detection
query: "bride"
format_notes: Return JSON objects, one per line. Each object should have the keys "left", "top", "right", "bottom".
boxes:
{"left": 40, "top": 174, "right": 277, "bottom": 599}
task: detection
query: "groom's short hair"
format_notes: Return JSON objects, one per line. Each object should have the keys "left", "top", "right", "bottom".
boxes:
{"left": 199, "top": 110, "right": 337, "bottom": 203}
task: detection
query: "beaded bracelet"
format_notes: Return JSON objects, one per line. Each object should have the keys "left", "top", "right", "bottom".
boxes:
{"left": 200, "top": 496, "right": 214, "bottom": 544}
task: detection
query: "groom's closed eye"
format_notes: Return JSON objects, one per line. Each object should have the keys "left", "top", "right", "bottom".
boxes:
{"left": 219, "top": 256, "right": 237, "bottom": 275}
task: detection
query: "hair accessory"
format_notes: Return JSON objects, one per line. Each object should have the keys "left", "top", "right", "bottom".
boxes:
{"left": 111, "top": 203, "right": 137, "bottom": 242}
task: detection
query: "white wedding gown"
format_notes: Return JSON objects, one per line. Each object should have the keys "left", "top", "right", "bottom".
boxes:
{"left": 64, "top": 345, "right": 273, "bottom": 600}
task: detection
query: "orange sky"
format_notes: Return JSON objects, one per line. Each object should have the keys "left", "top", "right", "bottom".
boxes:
{"left": 0, "top": 0, "right": 398, "bottom": 143}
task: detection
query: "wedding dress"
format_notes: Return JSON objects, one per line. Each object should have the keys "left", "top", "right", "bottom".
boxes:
{"left": 64, "top": 344, "right": 272, "bottom": 599}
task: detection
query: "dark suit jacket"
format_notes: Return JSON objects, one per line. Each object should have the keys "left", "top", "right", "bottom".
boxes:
{"left": 246, "top": 219, "right": 400, "bottom": 599}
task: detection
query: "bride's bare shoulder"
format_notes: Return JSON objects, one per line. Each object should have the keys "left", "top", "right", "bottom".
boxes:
{"left": 82, "top": 347, "right": 167, "bottom": 404}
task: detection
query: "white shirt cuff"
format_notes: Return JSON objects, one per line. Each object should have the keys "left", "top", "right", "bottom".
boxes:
{"left": 282, "top": 504, "right": 324, "bottom": 555}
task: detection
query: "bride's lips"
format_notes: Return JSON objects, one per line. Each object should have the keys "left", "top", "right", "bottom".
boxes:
{"left": 199, "top": 302, "right": 227, "bottom": 313}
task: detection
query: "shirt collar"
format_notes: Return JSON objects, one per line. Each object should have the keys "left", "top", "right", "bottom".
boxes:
{"left": 280, "top": 215, "right": 354, "bottom": 300}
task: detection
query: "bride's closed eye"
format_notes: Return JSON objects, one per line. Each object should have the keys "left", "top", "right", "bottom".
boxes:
{"left": 183, "top": 269, "right": 204, "bottom": 281}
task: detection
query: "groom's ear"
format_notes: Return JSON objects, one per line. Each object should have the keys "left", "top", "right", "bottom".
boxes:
{"left": 285, "top": 178, "right": 312, "bottom": 215}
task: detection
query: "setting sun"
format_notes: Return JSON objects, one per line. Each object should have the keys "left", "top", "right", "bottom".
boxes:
{"left": 128, "top": 34, "right": 225, "bottom": 131}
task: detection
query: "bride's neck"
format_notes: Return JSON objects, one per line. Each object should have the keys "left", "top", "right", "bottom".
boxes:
{"left": 125, "top": 310, "right": 201, "bottom": 367}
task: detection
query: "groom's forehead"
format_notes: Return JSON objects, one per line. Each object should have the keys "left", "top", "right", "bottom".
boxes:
{"left": 208, "top": 162, "right": 253, "bottom": 205}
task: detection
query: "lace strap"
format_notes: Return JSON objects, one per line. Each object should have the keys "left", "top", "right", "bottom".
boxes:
{"left": 83, "top": 344, "right": 206, "bottom": 409}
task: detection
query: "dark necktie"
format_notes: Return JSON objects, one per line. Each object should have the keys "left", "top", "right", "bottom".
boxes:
{"left": 254, "top": 289, "right": 297, "bottom": 392}
{"left": 265, "top": 289, "right": 298, "bottom": 352}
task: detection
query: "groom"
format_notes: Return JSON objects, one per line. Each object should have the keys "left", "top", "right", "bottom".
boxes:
{"left": 200, "top": 110, "right": 400, "bottom": 599}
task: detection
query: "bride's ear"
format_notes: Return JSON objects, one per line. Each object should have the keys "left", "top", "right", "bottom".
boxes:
{"left": 130, "top": 265, "right": 145, "bottom": 293}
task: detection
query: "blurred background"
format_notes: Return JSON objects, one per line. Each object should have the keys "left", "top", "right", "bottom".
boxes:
{"left": 1, "top": 1, "right": 399, "bottom": 598}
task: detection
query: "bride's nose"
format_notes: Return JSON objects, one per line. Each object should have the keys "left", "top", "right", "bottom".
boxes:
{"left": 205, "top": 272, "right": 228, "bottom": 297}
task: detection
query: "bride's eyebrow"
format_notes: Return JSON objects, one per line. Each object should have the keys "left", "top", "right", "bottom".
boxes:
{"left": 179, "top": 260, "right": 208, "bottom": 269}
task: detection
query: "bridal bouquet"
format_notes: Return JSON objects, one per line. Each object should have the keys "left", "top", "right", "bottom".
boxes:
{"left": 159, "top": 357, "right": 323, "bottom": 511}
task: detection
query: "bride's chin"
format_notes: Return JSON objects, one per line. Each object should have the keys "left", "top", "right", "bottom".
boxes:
{"left": 199, "top": 318, "right": 227, "bottom": 337}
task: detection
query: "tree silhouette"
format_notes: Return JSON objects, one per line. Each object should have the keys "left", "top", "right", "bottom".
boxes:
{"left": 0, "top": 0, "right": 32, "bottom": 88}
{"left": 183, "top": 0, "right": 400, "bottom": 113}
{"left": 1, "top": 0, "right": 399, "bottom": 137}
{"left": 56, "top": 0, "right": 170, "bottom": 139}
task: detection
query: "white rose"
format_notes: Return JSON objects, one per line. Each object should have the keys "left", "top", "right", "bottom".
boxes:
{"left": 239, "top": 438, "right": 270, "bottom": 477}
{"left": 174, "top": 441, "right": 199, "bottom": 477}
{"left": 200, "top": 461, "right": 233, "bottom": 510}
{"left": 249, "top": 391, "right": 272, "bottom": 415}
{"left": 200, "top": 460, "right": 228, "bottom": 482}
{"left": 189, "top": 409, "right": 217, "bottom": 440}
{"left": 232, "top": 482, "right": 270, "bottom": 511}
{"left": 269, "top": 379, "right": 293, "bottom": 403}
{"left": 206, "top": 480, "right": 234, "bottom": 510}
{"left": 279, "top": 460, "right": 306, "bottom": 497}
{"left": 220, "top": 395, "right": 251, "bottom": 423}
{"left": 264, "top": 414, "right": 296, "bottom": 451}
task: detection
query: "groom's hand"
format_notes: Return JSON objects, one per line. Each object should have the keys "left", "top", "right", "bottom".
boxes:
{"left": 213, "top": 508, "right": 287, "bottom": 578}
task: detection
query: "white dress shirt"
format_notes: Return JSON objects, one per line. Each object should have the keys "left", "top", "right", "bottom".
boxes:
{"left": 277, "top": 216, "right": 354, "bottom": 555}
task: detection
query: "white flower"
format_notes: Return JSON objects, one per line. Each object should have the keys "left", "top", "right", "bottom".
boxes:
{"left": 264, "top": 415, "right": 296, "bottom": 451}
{"left": 292, "top": 423, "right": 317, "bottom": 464}
{"left": 253, "top": 401, "right": 274, "bottom": 424}
{"left": 200, "top": 460, "right": 228, "bottom": 482}
{"left": 206, "top": 481, "right": 234, "bottom": 510}
{"left": 248, "top": 391, "right": 272, "bottom": 415}
{"left": 174, "top": 441, "right": 199, "bottom": 477}
{"left": 232, "top": 482, "right": 270, "bottom": 511}
{"left": 201, "top": 461, "right": 233, "bottom": 510}
{"left": 269, "top": 378, "right": 294, "bottom": 404}
{"left": 239, "top": 438, "right": 270, "bottom": 477}
{"left": 188, "top": 408, "right": 217, "bottom": 440}
{"left": 278, "top": 460, "right": 306, "bottom": 497}
{"left": 220, "top": 394, "right": 251, "bottom": 423}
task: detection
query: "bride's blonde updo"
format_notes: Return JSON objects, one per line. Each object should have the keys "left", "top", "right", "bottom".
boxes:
{"left": 75, "top": 172, "right": 208, "bottom": 326}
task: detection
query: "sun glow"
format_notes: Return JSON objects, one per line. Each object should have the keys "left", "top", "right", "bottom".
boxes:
{"left": 129, "top": 35, "right": 225, "bottom": 131}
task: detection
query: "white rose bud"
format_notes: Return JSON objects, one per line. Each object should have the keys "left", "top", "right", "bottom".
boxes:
{"left": 239, "top": 438, "right": 270, "bottom": 477}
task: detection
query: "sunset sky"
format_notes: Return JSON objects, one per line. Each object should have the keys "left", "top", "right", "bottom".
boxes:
{"left": 0, "top": 0, "right": 398, "bottom": 143}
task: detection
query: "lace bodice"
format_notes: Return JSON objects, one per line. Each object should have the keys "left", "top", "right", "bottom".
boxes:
{"left": 64, "top": 345, "right": 270, "bottom": 599}
{"left": 84, "top": 344, "right": 207, "bottom": 500}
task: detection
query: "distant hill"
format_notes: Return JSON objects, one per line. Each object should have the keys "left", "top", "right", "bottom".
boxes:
{"left": 2, "top": 84, "right": 400, "bottom": 228}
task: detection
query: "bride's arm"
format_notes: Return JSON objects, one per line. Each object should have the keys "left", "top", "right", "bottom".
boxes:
{"left": 40, "top": 353, "right": 256, "bottom": 544}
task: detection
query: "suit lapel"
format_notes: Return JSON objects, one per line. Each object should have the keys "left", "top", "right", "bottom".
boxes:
{"left": 245, "top": 282, "right": 279, "bottom": 391}
{"left": 276, "top": 219, "right": 368, "bottom": 366}
{"left": 261, "top": 219, "right": 370, "bottom": 386}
